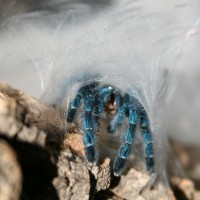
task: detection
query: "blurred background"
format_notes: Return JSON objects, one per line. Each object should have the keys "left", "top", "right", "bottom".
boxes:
{"left": 0, "top": 1, "right": 199, "bottom": 139}
{"left": 0, "top": 0, "right": 200, "bottom": 195}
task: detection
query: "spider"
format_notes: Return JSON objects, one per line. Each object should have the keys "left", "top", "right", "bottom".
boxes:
{"left": 66, "top": 82, "right": 154, "bottom": 176}
{"left": 66, "top": 82, "right": 121, "bottom": 164}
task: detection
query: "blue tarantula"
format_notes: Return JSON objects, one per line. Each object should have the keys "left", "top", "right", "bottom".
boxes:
{"left": 66, "top": 82, "right": 154, "bottom": 176}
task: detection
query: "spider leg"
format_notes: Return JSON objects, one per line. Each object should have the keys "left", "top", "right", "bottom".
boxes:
{"left": 113, "top": 107, "right": 138, "bottom": 176}
{"left": 66, "top": 92, "right": 82, "bottom": 123}
{"left": 107, "top": 106, "right": 126, "bottom": 133}
{"left": 129, "top": 94, "right": 155, "bottom": 173}
{"left": 111, "top": 93, "right": 155, "bottom": 175}
{"left": 82, "top": 84, "right": 121, "bottom": 164}
{"left": 67, "top": 82, "right": 98, "bottom": 164}
{"left": 66, "top": 83, "right": 97, "bottom": 122}
{"left": 139, "top": 111, "right": 154, "bottom": 173}
{"left": 83, "top": 92, "right": 98, "bottom": 164}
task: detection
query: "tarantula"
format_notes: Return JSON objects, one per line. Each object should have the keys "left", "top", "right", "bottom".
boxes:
{"left": 66, "top": 82, "right": 154, "bottom": 176}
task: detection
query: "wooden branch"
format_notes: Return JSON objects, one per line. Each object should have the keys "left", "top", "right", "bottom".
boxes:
{"left": 0, "top": 81, "right": 175, "bottom": 200}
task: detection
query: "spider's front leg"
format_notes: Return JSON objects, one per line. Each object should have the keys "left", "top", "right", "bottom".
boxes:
{"left": 108, "top": 94, "right": 155, "bottom": 176}
{"left": 83, "top": 91, "right": 98, "bottom": 164}
{"left": 66, "top": 83, "right": 97, "bottom": 123}
{"left": 139, "top": 110, "right": 154, "bottom": 173}
{"left": 113, "top": 106, "right": 138, "bottom": 176}
{"left": 109, "top": 94, "right": 138, "bottom": 176}
{"left": 66, "top": 82, "right": 98, "bottom": 164}
{"left": 85, "top": 85, "right": 121, "bottom": 163}
{"left": 66, "top": 82, "right": 121, "bottom": 165}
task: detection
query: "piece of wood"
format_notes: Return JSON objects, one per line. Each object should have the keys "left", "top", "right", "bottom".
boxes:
{"left": 0, "top": 81, "right": 175, "bottom": 200}
{"left": 0, "top": 138, "right": 22, "bottom": 200}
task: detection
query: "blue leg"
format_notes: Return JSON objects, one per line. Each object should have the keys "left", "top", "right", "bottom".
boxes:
{"left": 143, "top": 130, "right": 154, "bottom": 172}
{"left": 66, "top": 82, "right": 98, "bottom": 164}
{"left": 113, "top": 108, "right": 138, "bottom": 176}
{"left": 66, "top": 93, "right": 82, "bottom": 122}
{"left": 110, "top": 92, "right": 155, "bottom": 175}
{"left": 82, "top": 92, "right": 98, "bottom": 164}
{"left": 83, "top": 129, "right": 97, "bottom": 163}
{"left": 107, "top": 93, "right": 130, "bottom": 133}
{"left": 107, "top": 106, "right": 126, "bottom": 133}
{"left": 82, "top": 84, "right": 121, "bottom": 164}
{"left": 126, "top": 93, "right": 155, "bottom": 173}
{"left": 66, "top": 83, "right": 96, "bottom": 123}
{"left": 140, "top": 114, "right": 154, "bottom": 173}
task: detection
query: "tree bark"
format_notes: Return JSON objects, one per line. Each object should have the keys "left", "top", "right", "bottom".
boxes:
{"left": 0, "top": 81, "right": 175, "bottom": 200}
